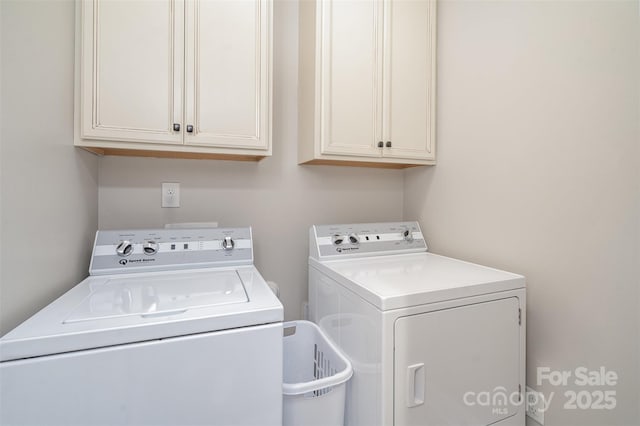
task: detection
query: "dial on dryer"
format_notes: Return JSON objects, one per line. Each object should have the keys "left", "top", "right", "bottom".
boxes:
{"left": 222, "top": 236, "right": 235, "bottom": 251}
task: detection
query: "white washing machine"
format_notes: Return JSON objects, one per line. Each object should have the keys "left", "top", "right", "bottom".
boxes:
{"left": 308, "top": 222, "right": 526, "bottom": 426}
{"left": 0, "top": 227, "right": 283, "bottom": 426}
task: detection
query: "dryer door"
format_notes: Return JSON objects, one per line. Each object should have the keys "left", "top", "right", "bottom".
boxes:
{"left": 394, "top": 297, "right": 521, "bottom": 425}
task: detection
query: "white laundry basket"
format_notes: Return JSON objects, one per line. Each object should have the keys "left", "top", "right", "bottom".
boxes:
{"left": 283, "top": 321, "right": 353, "bottom": 426}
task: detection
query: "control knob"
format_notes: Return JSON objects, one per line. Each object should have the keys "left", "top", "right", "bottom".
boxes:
{"left": 222, "top": 236, "right": 235, "bottom": 251}
{"left": 402, "top": 228, "right": 414, "bottom": 242}
{"left": 116, "top": 240, "right": 133, "bottom": 257}
{"left": 143, "top": 240, "right": 159, "bottom": 255}
{"left": 348, "top": 233, "right": 360, "bottom": 244}
{"left": 331, "top": 234, "right": 345, "bottom": 245}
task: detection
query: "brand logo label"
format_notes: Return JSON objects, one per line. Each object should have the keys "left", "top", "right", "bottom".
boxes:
{"left": 336, "top": 246, "right": 359, "bottom": 253}
{"left": 117, "top": 258, "right": 156, "bottom": 265}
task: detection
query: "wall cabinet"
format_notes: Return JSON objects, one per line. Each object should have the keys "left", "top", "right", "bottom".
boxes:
{"left": 298, "top": 0, "right": 436, "bottom": 168}
{"left": 75, "top": 0, "right": 271, "bottom": 161}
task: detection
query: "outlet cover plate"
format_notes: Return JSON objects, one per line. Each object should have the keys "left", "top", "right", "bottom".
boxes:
{"left": 525, "top": 386, "right": 545, "bottom": 424}
{"left": 162, "top": 182, "right": 180, "bottom": 208}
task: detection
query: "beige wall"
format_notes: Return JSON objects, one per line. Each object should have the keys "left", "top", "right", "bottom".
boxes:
{"left": 97, "top": 0, "right": 404, "bottom": 321}
{"left": 1, "top": 1, "right": 638, "bottom": 425}
{"left": 404, "top": 1, "right": 639, "bottom": 425}
{"left": 0, "top": 0, "right": 402, "bottom": 331}
{"left": 0, "top": 0, "right": 99, "bottom": 335}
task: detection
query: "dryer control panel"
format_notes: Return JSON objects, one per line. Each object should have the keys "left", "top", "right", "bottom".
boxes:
{"left": 310, "top": 221, "right": 427, "bottom": 260}
{"left": 90, "top": 227, "right": 253, "bottom": 275}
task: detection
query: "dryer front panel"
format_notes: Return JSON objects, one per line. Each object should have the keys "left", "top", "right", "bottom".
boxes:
{"left": 394, "top": 297, "right": 521, "bottom": 425}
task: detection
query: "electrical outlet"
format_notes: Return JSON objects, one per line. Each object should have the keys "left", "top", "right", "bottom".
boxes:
{"left": 162, "top": 182, "right": 180, "bottom": 208}
{"left": 525, "top": 386, "right": 545, "bottom": 425}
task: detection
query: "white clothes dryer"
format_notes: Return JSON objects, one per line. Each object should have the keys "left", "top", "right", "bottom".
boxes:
{"left": 308, "top": 222, "right": 526, "bottom": 426}
{"left": 0, "top": 227, "right": 283, "bottom": 426}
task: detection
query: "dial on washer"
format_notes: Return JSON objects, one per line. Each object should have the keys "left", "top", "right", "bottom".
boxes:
{"left": 143, "top": 241, "right": 159, "bottom": 255}
{"left": 116, "top": 240, "right": 133, "bottom": 257}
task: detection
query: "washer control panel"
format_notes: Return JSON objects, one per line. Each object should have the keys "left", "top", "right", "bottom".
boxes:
{"left": 311, "top": 221, "right": 427, "bottom": 260}
{"left": 90, "top": 227, "right": 253, "bottom": 275}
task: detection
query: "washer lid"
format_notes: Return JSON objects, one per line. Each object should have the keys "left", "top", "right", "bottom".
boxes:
{"left": 0, "top": 267, "right": 282, "bottom": 362}
{"left": 313, "top": 252, "right": 525, "bottom": 310}
{"left": 64, "top": 270, "right": 248, "bottom": 324}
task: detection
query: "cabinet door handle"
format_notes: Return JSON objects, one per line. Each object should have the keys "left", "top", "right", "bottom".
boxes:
{"left": 386, "top": 141, "right": 392, "bottom": 148}
{"left": 173, "top": 123, "right": 180, "bottom": 132}
{"left": 378, "top": 141, "right": 384, "bottom": 148}
{"left": 186, "top": 125, "right": 194, "bottom": 133}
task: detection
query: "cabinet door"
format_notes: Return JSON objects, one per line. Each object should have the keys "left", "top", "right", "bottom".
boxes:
{"left": 80, "top": 0, "right": 184, "bottom": 144}
{"left": 184, "top": 0, "right": 271, "bottom": 151}
{"left": 394, "top": 298, "right": 521, "bottom": 426}
{"left": 383, "top": 0, "right": 435, "bottom": 160}
{"left": 318, "top": 0, "right": 384, "bottom": 157}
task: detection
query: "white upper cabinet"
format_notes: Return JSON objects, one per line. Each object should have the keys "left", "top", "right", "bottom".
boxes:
{"left": 75, "top": 0, "right": 272, "bottom": 160}
{"left": 184, "top": 0, "right": 270, "bottom": 150}
{"left": 384, "top": 0, "right": 436, "bottom": 162}
{"left": 318, "top": 0, "right": 383, "bottom": 159}
{"left": 78, "top": 0, "right": 183, "bottom": 145}
{"left": 298, "top": 0, "right": 436, "bottom": 168}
